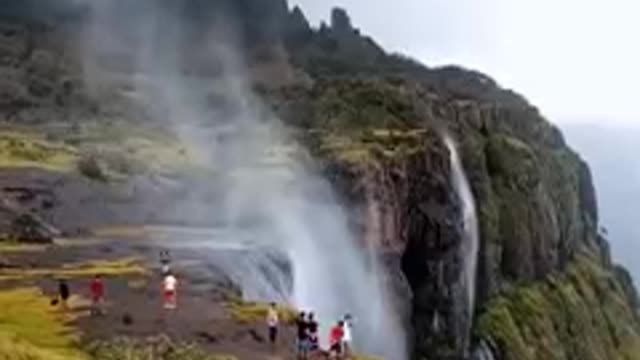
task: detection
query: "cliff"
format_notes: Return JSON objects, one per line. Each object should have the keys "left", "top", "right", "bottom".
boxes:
{"left": 0, "top": 2, "right": 638, "bottom": 360}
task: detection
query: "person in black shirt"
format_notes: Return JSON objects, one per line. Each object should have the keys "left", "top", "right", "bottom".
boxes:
{"left": 306, "top": 312, "right": 319, "bottom": 352}
{"left": 58, "top": 279, "right": 70, "bottom": 311}
{"left": 296, "top": 311, "right": 309, "bottom": 359}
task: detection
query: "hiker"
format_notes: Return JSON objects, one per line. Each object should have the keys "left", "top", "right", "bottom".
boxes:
{"left": 58, "top": 279, "right": 70, "bottom": 311}
{"left": 160, "top": 250, "right": 171, "bottom": 275}
{"left": 162, "top": 271, "right": 178, "bottom": 310}
{"left": 89, "top": 274, "right": 105, "bottom": 316}
{"left": 296, "top": 311, "right": 309, "bottom": 359}
{"left": 266, "top": 302, "right": 279, "bottom": 347}
{"left": 306, "top": 312, "right": 319, "bottom": 353}
{"left": 342, "top": 314, "right": 353, "bottom": 357}
{"left": 329, "top": 320, "right": 344, "bottom": 359}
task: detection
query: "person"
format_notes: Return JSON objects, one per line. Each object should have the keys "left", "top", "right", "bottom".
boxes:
{"left": 58, "top": 279, "right": 70, "bottom": 311}
{"left": 329, "top": 321, "right": 344, "bottom": 359}
{"left": 295, "top": 311, "right": 309, "bottom": 359}
{"left": 306, "top": 312, "right": 319, "bottom": 352}
{"left": 266, "top": 302, "right": 279, "bottom": 347}
{"left": 160, "top": 250, "right": 171, "bottom": 275}
{"left": 162, "top": 271, "right": 178, "bottom": 310}
{"left": 342, "top": 314, "right": 353, "bottom": 357}
{"left": 89, "top": 274, "right": 105, "bottom": 316}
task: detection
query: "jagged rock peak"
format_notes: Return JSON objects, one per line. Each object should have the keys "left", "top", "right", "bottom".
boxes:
{"left": 288, "top": 5, "right": 311, "bottom": 34}
{"left": 331, "top": 7, "right": 354, "bottom": 33}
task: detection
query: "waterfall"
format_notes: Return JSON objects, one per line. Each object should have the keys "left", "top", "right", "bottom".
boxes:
{"left": 472, "top": 341, "right": 497, "bottom": 360}
{"left": 443, "top": 135, "right": 480, "bottom": 352}
{"left": 77, "top": 3, "right": 408, "bottom": 359}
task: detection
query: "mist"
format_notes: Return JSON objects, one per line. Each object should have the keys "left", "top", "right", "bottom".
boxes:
{"left": 563, "top": 123, "right": 640, "bottom": 286}
{"left": 75, "top": 1, "right": 406, "bottom": 359}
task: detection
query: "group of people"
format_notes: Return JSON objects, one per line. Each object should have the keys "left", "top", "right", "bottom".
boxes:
{"left": 54, "top": 250, "right": 356, "bottom": 359}
{"left": 55, "top": 274, "right": 105, "bottom": 315}
{"left": 54, "top": 250, "right": 177, "bottom": 314}
{"left": 266, "top": 302, "right": 354, "bottom": 359}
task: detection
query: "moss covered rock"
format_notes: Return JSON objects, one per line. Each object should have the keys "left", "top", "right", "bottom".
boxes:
{"left": 476, "top": 255, "right": 640, "bottom": 360}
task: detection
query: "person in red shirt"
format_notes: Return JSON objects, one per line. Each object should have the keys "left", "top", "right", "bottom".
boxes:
{"left": 89, "top": 274, "right": 105, "bottom": 316}
{"left": 329, "top": 320, "right": 344, "bottom": 359}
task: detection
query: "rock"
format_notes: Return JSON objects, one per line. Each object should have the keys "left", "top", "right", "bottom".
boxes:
{"left": 9, "top": 213, "right": 53, "bottom": 243}
{"left": 331, "top": 7, "right": 354, "bottom": 34}
{"left": 122, "top": 313, "right": 134, "bottom": 326}
{"left": 248, "top": 329, "right": 265, "bottom": 343}
{"left": 195, "top": 331, "right": 218, "bottom": 344}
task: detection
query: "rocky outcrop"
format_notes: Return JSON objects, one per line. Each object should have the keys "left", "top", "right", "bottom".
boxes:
{"left": 286, "top": 73, "right": 640, "bottom": 359}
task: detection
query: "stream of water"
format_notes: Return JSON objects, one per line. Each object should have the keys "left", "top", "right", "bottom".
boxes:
{"left": 444, "top": 135, "right": 480, "bottom": 353}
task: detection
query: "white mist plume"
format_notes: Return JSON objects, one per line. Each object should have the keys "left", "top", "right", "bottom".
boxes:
{"left": 78, "top": 1, "right": 406, "bottom": 359}
{"left": 443, "top": 134, "right": 479, "bottom": 353}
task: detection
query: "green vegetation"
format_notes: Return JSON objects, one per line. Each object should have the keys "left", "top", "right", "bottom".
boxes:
{"left": 85, "top": 337, "right": 236, "bottom": 360}
{"left": 0, "top": 130, "right": 77, "bottom": 171}
{"left": 225, "top": 299, "right": 297, "bottom": 325}
{"left": 475, "top": 256, "right": 640, "bottom": 360}
{"left": 310, "top": 128, "right": 430, "bottom": 165}
{"left": 0, "top": 288, "right": 86, "bottom": 360}
{"left": 0, "top": 257, "right": 147, "bottom": 282}
{"left": 0, "top": 123, "right": 198, "bottom": 179}
{"left": 0, "top": 240, "right": 50, "bottom": 253}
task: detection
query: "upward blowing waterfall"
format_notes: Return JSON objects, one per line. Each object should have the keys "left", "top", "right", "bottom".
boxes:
{"left": 443, "top": 135, "right": 480, "bottom": 352}
{"left": 78, "top": 3, "right": 407, "bottom": 359}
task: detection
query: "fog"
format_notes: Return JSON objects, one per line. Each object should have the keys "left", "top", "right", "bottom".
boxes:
{"left": 76, "top": 1, "right": 406, "bottom": 359}
{"left": 563, "top": 124, "right": 640, "bottom": 285}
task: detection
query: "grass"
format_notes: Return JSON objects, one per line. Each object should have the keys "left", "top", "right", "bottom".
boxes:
{"left": 0, "top": 130, "right": 77, "bottom": 171}
{"left": 0, "top": 288, "right": 87, "bottom": 360}
{"left": 475, "top": 255, "right": 640, "bottom": 360}
{"left": 225, "top": 299, "right": 298, "bottom": 325}
{"left": 0, "top": 241, "right": 50, "bottom": 253}
{"left": 86, "top": 337, "right": 237, "bottom": 360}
{"left": 312, "top": 128, "right": 428, "bottom": 165}
{"left": 0, "top": 257, "right": 148, "bottom": 282}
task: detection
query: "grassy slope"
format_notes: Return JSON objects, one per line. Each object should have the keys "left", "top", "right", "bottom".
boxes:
{"left": 476, "top": 255, "right": 640, "bottom": 360}
{"left": 0, "top": 288, "right": 87, "bottom": 360}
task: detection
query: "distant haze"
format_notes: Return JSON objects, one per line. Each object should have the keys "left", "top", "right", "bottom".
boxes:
{"left": 563, "top": 125, "right": 640, "bottom": 284}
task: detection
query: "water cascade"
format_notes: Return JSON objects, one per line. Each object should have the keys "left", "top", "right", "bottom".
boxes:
{"left": 443, "top": 135, "right": 480, "bottom": 352}
{"left": 79, "top": 3, "right": 407, "bottom": 359}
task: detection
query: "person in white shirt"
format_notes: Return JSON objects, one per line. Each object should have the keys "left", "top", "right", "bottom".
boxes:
{"left": 266, "top": 302, "right": 279, "bottom": 347}
{"left": 342, "top": 313, "right": 354, "bottom": 356}
{"left": 162, "top": 272, "right": 178, "bottom": 310}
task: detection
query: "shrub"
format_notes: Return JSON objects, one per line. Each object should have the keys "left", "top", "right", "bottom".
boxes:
{"left": 77, "top": 155, "right": 107, "bottom": 182}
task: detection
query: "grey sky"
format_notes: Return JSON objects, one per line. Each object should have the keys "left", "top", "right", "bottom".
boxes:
{"left": 291, "top": 0, "right": 640, "bottom": 127}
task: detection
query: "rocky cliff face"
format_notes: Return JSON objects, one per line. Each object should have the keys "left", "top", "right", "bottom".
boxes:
{"left": 0, "top": 2, "right": 638, "bottom": 360}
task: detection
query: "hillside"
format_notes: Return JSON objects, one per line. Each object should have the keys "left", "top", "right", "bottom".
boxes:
{"left": 0, "top": 1, "right": 638, "bottom": 360}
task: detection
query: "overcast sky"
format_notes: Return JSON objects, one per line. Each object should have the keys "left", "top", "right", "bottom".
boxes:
{"left": 291, "top": 0, "right": 640, "bottom": 127}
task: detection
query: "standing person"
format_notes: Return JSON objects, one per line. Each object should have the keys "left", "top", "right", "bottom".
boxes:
{"left": 162, "top": 271, "right": 178, "bottom": 310}
{"left": 89, "top": 274, "right": 105, "bottom": 316}
{"left": 266, "top": 302, "right": 279, "bottom": 348}
{"left": 160, "top": 250, "right": 171, "bottom": 275}
{"left": 295, "top": 311, "right": 309, "bottom": 360}
{"left": 329, "top": 321, "right": 344, "bottom": 359}
{"left": 58, "top": 279, "right": 70, "bottom": 311}
{"left": 306, "top": 312, "right": 319, "bottom": 353}
{"left": 342, "top": 314, "right": 353, "bottom": 358}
